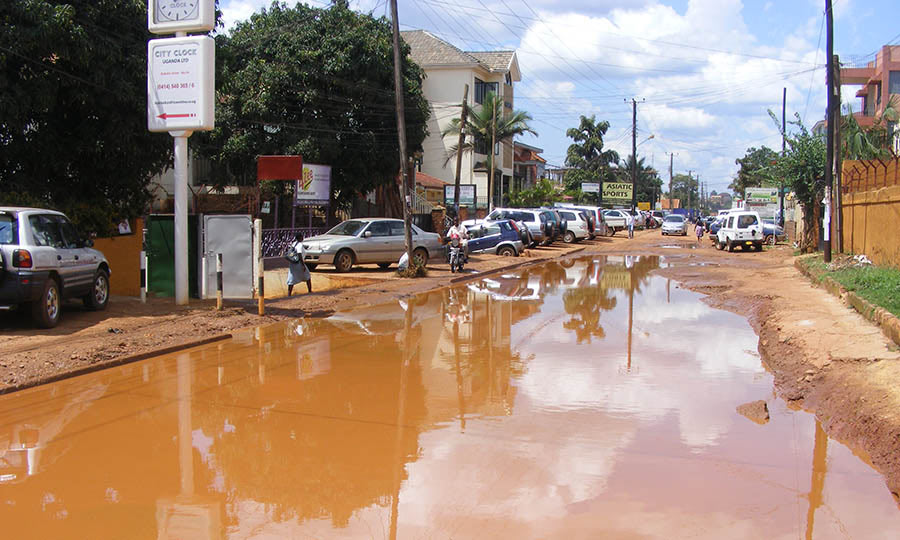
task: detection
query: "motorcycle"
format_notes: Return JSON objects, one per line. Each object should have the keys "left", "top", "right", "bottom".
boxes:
{"left": 447, "top": 236, "right": 465, "bottom": 273}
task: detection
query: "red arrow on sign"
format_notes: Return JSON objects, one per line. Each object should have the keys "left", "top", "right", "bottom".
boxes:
{"left": 157, "top": 113, "right": 195, "bottom": 119}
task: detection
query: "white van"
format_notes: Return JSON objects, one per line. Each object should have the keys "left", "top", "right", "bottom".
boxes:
{"left": 715, "top": 210, "right": 764, "bottom": 252}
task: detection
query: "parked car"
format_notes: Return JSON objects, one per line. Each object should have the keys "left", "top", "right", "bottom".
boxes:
{"left": 556, "top": 204, "right": 609, "bottom": 237}
{"left": 660, "top": 214, "right": 688, "bottom": 236}
{"left": 539, "top": 208, "right": 568, "bottom": 244}
{"left": 477, "top": 208, "right": 549, "bottom": 247}
{"left": 302, "top": 218, "right": 442, "bottom": 272}
{"left": 554, "top": 208, "right": 591, "bottom": 243}
{"left": 602, "top": 209, "right": 632, "bottom": 235}
{"left": 650, "top": 210, "right": 665, "bottom": 226}
{"left": 466, "top": 220, "right": 525, "bottom": 256}
{"left": 715, "top": 210, "right": 764, "bottom": 251}
{"left": 0, "top": 207, "right": 111, "bottom": 328}
{"left": 762, "top": 219, "right": 787, "bottom": 244}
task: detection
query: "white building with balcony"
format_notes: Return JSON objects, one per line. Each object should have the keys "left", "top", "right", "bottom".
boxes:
{"left": 401, "top": 30, "right": 521, "bottom": 209}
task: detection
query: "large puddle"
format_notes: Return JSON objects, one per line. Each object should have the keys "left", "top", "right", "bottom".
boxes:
{"left": 1, "top": 255, "right": 898, "bottom": 538}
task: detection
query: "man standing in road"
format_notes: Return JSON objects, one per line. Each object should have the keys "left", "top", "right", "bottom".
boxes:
{"left": 628, "top": 213, "right": 634, "bottom": 239}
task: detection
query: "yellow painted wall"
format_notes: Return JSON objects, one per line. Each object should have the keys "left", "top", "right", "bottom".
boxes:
{"left": 842, "top": 185, "right": 900, "bottom": 268}
{"left": 93, "top": 218, "right": 143, "bottom": 296}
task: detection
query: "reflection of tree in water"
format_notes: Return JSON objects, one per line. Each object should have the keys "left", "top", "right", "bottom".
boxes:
{"left": 559, "top": 257, "right": 660, "bottom": 344}
{"left": 562, "top": 284, "right": 618, "bottom": 343}
{"left": 198, "top": 322, "right": 428, "bottom": 528}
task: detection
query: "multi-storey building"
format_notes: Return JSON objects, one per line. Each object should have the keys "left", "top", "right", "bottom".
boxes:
{"left": 841, "top": 45, "right": 900, "bottom": 149}
{"left": 401, "top": 30, "right": 521, "bottom": 209}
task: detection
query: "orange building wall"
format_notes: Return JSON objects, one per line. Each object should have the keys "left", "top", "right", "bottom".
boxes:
{"left": 92, "top": 218, "right": 143, "bottom": 296}
{"left": 841, "top": 160, "right": 900, "bottom": 268}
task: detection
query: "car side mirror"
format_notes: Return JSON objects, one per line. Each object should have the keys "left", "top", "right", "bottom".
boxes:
{"left": 363, "top": 231, "right": 372, "bottom": 238}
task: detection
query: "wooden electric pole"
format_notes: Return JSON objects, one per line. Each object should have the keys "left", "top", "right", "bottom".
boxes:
{"left": 453, "top": 84, "right": 469, "bottom": 218}
{"left": 834, "top": 55, "right": 844, "bottom": 253}
{"left": 824, "top": 0, "right": 834, "bottom": 263}
{"left": 631, "top": 98, "right": 638, "bottom": 213}
{"left": 780, "top": 87, "right": 786, "bottom": 227}
{"left": 668, "top": 153, "right": 674, "bottom": 210}
{"left": 389, "top": 0, "right": 413, "bottom": 265}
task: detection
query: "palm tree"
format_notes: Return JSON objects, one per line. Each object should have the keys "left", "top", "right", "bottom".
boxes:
{"left": 564, "top": 115, "right": 619, "bottom": 202}
{"left": 443, "top": 92, "right": 536, "bottom": 210}
{"left": 617, "top": 154, "right": 662, "bottom": 204}
{"left": 841, "top": 96, "right": 899, "bottom": 159}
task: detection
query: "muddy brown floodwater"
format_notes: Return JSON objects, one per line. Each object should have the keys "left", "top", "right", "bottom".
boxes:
{"left": 1, "top": 255, "right": 898, "bottom": 538}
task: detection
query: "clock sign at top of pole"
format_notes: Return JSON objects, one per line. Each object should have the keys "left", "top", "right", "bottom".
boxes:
{"left": 148, "top": 0, "right": 215, "bottom": 34}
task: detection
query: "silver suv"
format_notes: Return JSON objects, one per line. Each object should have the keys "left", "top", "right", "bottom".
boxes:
{"left": 0, "top": 207, "right": 111, "bottom": 328}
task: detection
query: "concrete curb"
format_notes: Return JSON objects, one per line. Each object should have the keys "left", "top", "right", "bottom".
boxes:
{"left": 0, "top": 334, "right": 232, "bottom": 395}
{"left": 794, "top": 257, "right": 900, "bottom": 348}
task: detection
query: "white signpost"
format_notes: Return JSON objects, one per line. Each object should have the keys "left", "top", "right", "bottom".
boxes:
{"left": 147, "top": 0, "right": 215, "bottom": 306}
{"left": 147, "top": 36, "right": 214, "bottom": 133}
{"left": 581, "top": 182, "right": 600, "bottom": 193}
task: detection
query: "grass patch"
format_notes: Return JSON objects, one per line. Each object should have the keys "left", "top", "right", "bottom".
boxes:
{"left": 799, "top": 254, "right": 900, "bottom": 317}
{"left": 830, "top": 266, "right": 900, "bottom": 317}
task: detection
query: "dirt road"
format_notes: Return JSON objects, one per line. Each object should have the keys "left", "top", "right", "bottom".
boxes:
{"left": 2, "top": 228, "right": 899, "bottom": 501}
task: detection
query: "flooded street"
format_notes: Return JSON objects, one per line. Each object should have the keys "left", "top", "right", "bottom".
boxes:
{"left": 1, "top": 255, "right": 898, "bottom": 538}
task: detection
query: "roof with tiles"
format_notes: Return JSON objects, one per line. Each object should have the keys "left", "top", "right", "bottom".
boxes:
{"left": 401, "top": 30, "right": 481, "bottom": 67}
{"left": 401, "top": 30, "right": 515, "bottom": 75}
{"left": 468, "top": 51, "right": 515, "bottom": 72}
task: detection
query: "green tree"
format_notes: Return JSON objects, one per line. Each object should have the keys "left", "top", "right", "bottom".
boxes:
{"left": 563, "top": 115, "right": 619, "bottom": 203}
{"left": 443, "top": 91, "right": 536, "bottom": 209}
{"left": 774, "top": 114, "right": 826, "bottom": 252}
{"left": 841, "top": 96, "right": 899, "bottom": 159}
{"left": 729, "top": 146, "right": 779, "bottom": 195}
{"left": 615, "top": 155, "right": 661, "bottom": 205}
{"left": 200, "top": 1, "right": 429, "bottom": 215}
{"left": 0, "top": 0, "right": 172, "bottom": 233}
{"left": 508, "top": 177, "right": 561, "bottom": 207}
{"left": 668, "top": 173, "right": 698, "bottom": 209}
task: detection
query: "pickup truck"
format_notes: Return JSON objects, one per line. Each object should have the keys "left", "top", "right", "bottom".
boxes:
{"left": 601, "top": 209, "right": 631, "bottom": 235}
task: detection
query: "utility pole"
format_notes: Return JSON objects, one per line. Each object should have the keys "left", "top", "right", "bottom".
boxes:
{"left": 668, "top": 153, "right": 674, "bottom": 210}
{"left": 824, "top": 0, "right": 834, "bottom": 263}
{"left": 630, "top": 98, "right": 638, "bottom": 213}
{"left": 834, "top": 56, "right": 844, "bottom": 253}
{"left": 687, "top": 170, "right": 693, "bottom": 218}
{"left": 453, "top": 84, "right": 469, "bottom": 218}
{"left": 780, "top": 87, "right": 786, "bottom": 227}
{"left": 389, "top": 0, "right": 413, "bottom": 265}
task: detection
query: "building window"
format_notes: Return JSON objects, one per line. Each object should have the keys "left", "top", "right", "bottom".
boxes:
{"left": 474, "top": 78, "right": 499, "bottom": 104}
{"left": 890, "top": 71, "right": 900, "bottom": 95}
{"left": 474, "top": 135, "right": 490, "bottom": 155}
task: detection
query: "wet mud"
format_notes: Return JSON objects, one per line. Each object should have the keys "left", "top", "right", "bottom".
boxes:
{"left": 1, "top": 256, "right": 897, "bottom": 538}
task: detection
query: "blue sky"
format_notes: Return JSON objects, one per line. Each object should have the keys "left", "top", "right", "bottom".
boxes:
{"left": 219, "top": 0, "right": 899, "bottom": 194}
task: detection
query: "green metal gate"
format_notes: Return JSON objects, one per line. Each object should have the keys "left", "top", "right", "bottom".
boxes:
{"left": 146, "top": 214, "right": 200, "bottom": 298}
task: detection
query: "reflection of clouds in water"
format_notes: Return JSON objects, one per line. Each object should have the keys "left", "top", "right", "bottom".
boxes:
{"left": 515, "top": 271, "right": 765, "bottom": 458}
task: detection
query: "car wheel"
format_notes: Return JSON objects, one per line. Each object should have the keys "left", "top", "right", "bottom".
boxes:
{"left": 32, "top": 278, "right": 61, "bottom": 328}
{"left": 726, "top": 239, "right": 734, "bottom": 252}
{"left": 412, "top": 247, "right": 428, "bottom": 268}
{"left": 333, "top": 249, "right": 354, "bottom": 272}
{"left": 83, "top": 269, "right": 110, "bottom": 311}
{"left": 377, "top": 262, "right": 391, "bottom": 270}
{"left": 564, "top": 231, "right": 576, "bottom": 243}
{"left": 498, "top": 246, "right": 516, "bottom": 257}
{"left": 608, "top": 228, "right": 616, "bottom": 237}
{"left": 765, "top": 234, "right": 775, "bottom": 245}
{"left": 306, "top": 263, "right": 317, "bottom": 271}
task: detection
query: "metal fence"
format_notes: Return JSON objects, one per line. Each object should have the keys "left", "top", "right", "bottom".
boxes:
{"left": 262, "top": 227, "right": 327, "bottom": 259}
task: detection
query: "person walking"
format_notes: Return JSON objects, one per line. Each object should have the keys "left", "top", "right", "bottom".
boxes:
{"left": 627, "top": 213, "right": 634, "bottom": 239}
{"left": 286, "top": 232, "right": 311, "bottom": 296}
{"left": 695, "top": 218, "right": 704, "bottom": 246}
